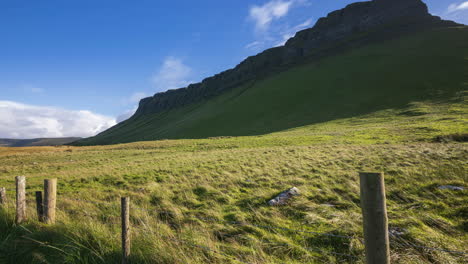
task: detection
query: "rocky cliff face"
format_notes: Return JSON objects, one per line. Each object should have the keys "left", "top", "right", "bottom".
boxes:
{"left": 134, "top": 0, "right": 458, "bottom": 117}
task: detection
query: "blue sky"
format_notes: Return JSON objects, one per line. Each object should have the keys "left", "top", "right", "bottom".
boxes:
{"left": 0, "top": 0, "right": 467, "bottom": 138}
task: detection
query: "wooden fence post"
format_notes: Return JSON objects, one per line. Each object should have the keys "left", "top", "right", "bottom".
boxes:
{"left": 15, "top": 176, "right": 26, "bottom": 224}
{"left": 36, "top": 191, "right": 44, "bottom": 222}
{"left": 359, "top": 172, "right": 390, "bottom": 264}
{"left": 44, "top": 179, "right": 57, "bottom": 224}
{"left": 121, "top": 197, "right": 130, "bottom": 264}
{"left": 0, "top": 187, "right": 6, "bottom": 205}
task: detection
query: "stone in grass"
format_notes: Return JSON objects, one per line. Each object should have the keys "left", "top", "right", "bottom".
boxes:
{"left": 438, "top": 185, "right": 464, "bottom": 191}
{"left": 389, "top": 227, "right": 408, "bottom": 237}
{"left": 268, "top": 187, "right": 300, "bottom": 206}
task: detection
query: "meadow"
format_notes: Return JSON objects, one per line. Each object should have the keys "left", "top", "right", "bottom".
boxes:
{"left": 0, "top": 95, "right": 467, "bottom": 264}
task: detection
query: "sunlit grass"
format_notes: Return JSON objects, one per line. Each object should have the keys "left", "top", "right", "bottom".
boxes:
{"left": 0, "top": 96, "right": 467, "bottom": 263}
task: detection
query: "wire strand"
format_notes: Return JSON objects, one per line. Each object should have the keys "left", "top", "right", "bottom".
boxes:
{"left": 390, "top": 234, "right": 468, "bottom": 255}
{"left": 29, "top": 196, "right": 468, "bottom": 257}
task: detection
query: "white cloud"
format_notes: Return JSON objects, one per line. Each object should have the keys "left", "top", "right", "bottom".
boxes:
{"left": 152, "top": 57, "right": 193, "bottom": 92}
{"left": 0, "top": 101, "right": 116, "bottom": 139}
{"left": 246, "top": 18, "right": 314, "bottom": 51}
{"left": 246, "top": 0, "right": 313, "bottom": 51}
{"left": 116, "top": 92, "right": 147, "bottom": 123}
{"left": 129, "top": 92, "right": 147, "bottom": 104}
{"left": 295, "top": 18, "right": 314, "bottom": 29}
{"left": 117, "top": 57, "right": 194, "bottom": 124}
{"left": 116, "top": 106, "right": 137, "bottom": 123}
{"left": 249, "top": 0, "right": 294, "bottom": 31}
{"left": 275, "top": 18, "right": 314, "bottom": 46}
{"left": 245, "top": 40, "right": 264, "bottom": 50}
{"left": 448, "top": 1, "right": 468, "bottom": 13}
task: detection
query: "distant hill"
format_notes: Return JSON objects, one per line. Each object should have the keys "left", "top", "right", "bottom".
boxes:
{"left": 74, "top": 0, "right": 467, "bottom": 146}
{"left": 0, "top": 137, "right": 81, "bottom": 147}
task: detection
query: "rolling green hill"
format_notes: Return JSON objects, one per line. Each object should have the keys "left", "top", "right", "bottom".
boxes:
{"left": 1, "top": 1, "right": 467, "bottom": 263}
{"left": 73, "top": 0, "right": 468, "bottom": 146}
{"left": 76, "top": 26, "right": 468, "bottom": 146}
{"left": 0, "top": 137, "right": 81, "bottom": 147}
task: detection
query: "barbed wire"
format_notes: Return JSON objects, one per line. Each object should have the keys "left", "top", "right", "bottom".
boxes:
{"left": 3, "top": 189, "right": 467, "bottom": 258}
{"left": 390, "top": 234, "right": 468, "bottom": 255}
{"left": 189, "top": 215, "right": 360, "bottom": 241}
{"left": 63, "top": 197, "right": 118, "bottom": 207}
{"left": 23, "top": 199, "right": 122, "bottom": 225}
{"left": 165, "top": 235, "right": 252, "bottom": 264}
{"left": 65, "top": 198, "right": 468, "bottom": 257}
{"left": 56, "top": 198, "right": 359, "bottom": 261}
{"left": 133, "top": 224, "right": 251, "bottom": 264}
{"left": 305, "top": 246, "right": 359, "bottom": 260}
{"left": 231, "top": 234, "right": 359, "bottom": 260}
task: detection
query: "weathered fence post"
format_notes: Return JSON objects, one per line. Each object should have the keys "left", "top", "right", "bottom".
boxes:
{"left": 44, "top": 179, "right": 57, "bottom": 224}
{"left": 36, "top": 191, "right": 44, "bottom": 222}
{"left": 15, "top": 176, "right": 27, "bottom": 224}
{"left": 359, "top": 172, "right": 390, "bottom": 264}
{"left": 0, "top": 187, "right": 6, "bottom": 205}
{"left": 121, "top": 197, "right": 130, "bottom": 264}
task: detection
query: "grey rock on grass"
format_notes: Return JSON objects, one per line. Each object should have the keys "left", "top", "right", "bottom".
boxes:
{"left": 268, "top": 187, "right": 300, "bottom": 206}
{"left": 438, "top": 185, "right": 464, "bottom": 191}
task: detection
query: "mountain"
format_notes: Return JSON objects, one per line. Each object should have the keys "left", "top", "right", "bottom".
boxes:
{"left": 74, "top": 0, "right": 467, "bottom": 146}
{"left": 0, "top": 137, "right": 81, "bottom": 147}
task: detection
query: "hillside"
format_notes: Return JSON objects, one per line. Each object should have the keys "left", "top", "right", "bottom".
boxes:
{"left": 0, "top": 97, "right": 467, "bottom": 263}
{"left": 1, "top": 0, "right": 467, "bottom": 263}
{"left": 75, "top": 0, "right": 467, "bottom": 146}
{"left": 0, "top": 137, "right": 81, "bottom": 147}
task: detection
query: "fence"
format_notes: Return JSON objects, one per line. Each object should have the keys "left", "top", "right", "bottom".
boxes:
{"left": 0, "top": 173, "right": 467, "bottom": 264}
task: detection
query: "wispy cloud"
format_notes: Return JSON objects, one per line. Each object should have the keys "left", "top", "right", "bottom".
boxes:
{"left": 117, "top": 57, "right": 194, "bottom": 124}
{"left": 249, "top": 0, "right": 294, "bottom": 31}
{"left": 246, "top": 17, "right": 314, "bottom": 51}
{"left": 441, "top": 1, "right": 468, "bottom": 25}
{"left": 0, "top": 101, "right": 116, "bottom": 139}
{"left": 117, "top": 92, "right": 151, "bottom": 123}
{"left": 152, "top": 56, "right": 193, "bottom": 92}
{"left": 447, "top": 1, "right": 468, "bottom": 13}
{"left": 20, "top": 84, "right": 44, "bottom": 94}
{"left": 245, "top": 40, "right": 264, "bottom": 50}
{"left": 246, "top": 0, "right": 312, "bottom": 52}
{"left": 116, "top": 106, "right": 138, "bottom": 123}
{"left": 120, "top": 92, "right": 148, "bottom": 106}
{"left": 129, "top": 92, "right": 147, "bottom": 103}
{"left": 30, "top": 87, "right": 44, "bottom": 93}
{"left": 115, "top": 57, "right": 194, "bottom": 123}
{"left": 274, "top": 18, "right": 314, "bottom": 46}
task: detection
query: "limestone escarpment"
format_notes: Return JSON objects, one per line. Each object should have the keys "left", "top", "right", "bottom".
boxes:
{"left": 134, "top": 0, "right": 459, "bottom": 117}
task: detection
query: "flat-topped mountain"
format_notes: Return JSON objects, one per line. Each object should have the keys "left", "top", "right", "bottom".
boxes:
{"left": 134, "top": 0, "right": 457, "bottom": 117}
{"left": 75, "top": 0, "right": 467, "bottom": 145}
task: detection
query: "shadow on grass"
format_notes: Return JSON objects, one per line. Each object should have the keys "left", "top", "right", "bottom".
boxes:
{"left": 304, "top": 233, "right": 360, "bottom": 264}
{"left": 0, "top": 208, "right": 150, "bottom": 264}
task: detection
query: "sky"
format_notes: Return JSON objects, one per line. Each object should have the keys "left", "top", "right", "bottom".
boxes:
{"left": 0, "top": 0, "right": 467, "bottom": 139}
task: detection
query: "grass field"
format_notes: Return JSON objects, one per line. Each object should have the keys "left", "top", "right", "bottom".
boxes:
{"left": 0, "top": 94, "right": 467, "bottom": 263}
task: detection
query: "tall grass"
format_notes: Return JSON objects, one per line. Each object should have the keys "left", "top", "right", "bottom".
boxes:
{"left": 0, "top": 96, "right": 467, "bottom": 263}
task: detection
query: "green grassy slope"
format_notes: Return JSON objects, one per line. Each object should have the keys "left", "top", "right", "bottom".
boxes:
{"left": 77, "top": 26, "right": 468, "bottom": 145}
{"left": 0, "top": 98, "right": 467, "bottom": 263}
